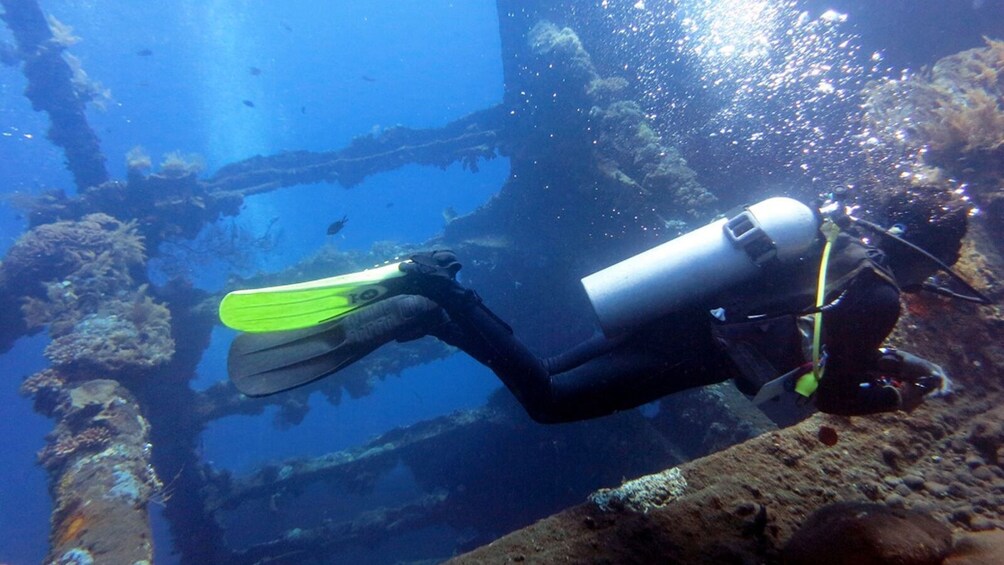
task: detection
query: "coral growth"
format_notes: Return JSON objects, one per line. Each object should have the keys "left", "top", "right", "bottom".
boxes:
{"left": 861, "top": 38, "right": 1004, "bottom": 242}
{"left": 55, "top": 547, "right": 94, "bottom": 565}
{"left": 591, "top": 100, "right": 714, "bottom": 219}
{"left": 2, "top": 214, "right": 174, "bottom": 372}
{"left": 863, "top": 38, "right": 1004, "bottom": 157}
{"left": 923, "top": 38, "right": 1004, "bottom": 155}
{"left": 125, "top": 146, "right": 152, "bottom": 173}
{"left": 20, "top": 368, "right": 67, "bottom": 397}
{"left": 43, "top": 287, "right": 174, "bottom": 372}
{"left": 63, "top": 52, "right": 112, "bottom": 111}
{"left": 528, "top": 22, "right": 597, "bottom": 85}
{"left": 38, "top": 426, "right": 112, "bottom": 470}
{"left": 20, "top": 368, "right": 68, "bottom": 417}
{"left": 45, "top": 15, "right": 80, "bottom": 47}
{"left": 3, "top": 213, "right": 144, "bottom": 293}
{"left": 159, "top": 151, "right": 205, "bottom": 178}
{"left": 522, "top": 21, "right": 715, "bottom": 239}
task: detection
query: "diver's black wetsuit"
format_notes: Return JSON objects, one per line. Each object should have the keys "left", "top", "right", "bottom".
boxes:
{"left": 418, "top": 232, "right": 905, "bottom": 423}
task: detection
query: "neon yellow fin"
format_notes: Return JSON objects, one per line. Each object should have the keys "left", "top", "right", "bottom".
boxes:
{"left": 219, "top": 262, "right": 406, "bottom": 333}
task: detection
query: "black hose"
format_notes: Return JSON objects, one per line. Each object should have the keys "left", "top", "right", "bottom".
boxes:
{"left": 850, "top": 216, "right": 993, "bottom": 305}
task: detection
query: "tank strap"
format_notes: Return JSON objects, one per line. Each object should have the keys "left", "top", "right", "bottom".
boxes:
{"left": 723, "top": 207, "right": 778, "bottom": 266}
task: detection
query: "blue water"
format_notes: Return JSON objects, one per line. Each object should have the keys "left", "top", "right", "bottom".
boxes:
{"left": 1, "top": 2, "right": 503, "bottom": 563}
{"left": 0, "top": 334, "right": 52, "bottom": 564}
{"left": 1, "top": 1, "right": 1001, "bottom": 563}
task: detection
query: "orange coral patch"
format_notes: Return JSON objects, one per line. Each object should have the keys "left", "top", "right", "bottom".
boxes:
{"left": 56, "top": 513, "right": 87, "bottom": 546}
{"left": 904, "top": 294, "right": 931, "bottom": 317}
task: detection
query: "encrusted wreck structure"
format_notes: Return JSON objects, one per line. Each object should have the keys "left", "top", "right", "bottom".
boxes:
{"left": 1, "top": 0, "right": 1002, "bottom": 563}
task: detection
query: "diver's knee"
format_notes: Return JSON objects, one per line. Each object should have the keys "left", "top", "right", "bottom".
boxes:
{"left": 522, "top": 402, "right": 560, "bottom": 424}
{"left": 520, "top": 397, "right": 575, "bottom": 424}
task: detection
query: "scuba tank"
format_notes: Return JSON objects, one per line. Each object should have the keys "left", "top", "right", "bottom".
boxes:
{"left": 581, "top": 197, "right": 820, "bottom": 337}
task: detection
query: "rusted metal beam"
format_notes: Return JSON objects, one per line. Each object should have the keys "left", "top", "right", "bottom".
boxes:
{"left": 0, "top": 0, "right": 109, "bottom": 190}
{"left": 205, "top": 409, "right": 496, "bottom": 513}
{"left": 205, "top": 105, "right": 505, "bottom": 198}
{"left": 21, "top": 376, "right": 160, "bottom": 564}
{"left": 224, "top": 493, "right": 452, "bottom": 565}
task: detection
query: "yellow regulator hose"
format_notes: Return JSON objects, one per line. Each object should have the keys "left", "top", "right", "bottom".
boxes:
{"left": 796, "top": 219, "right": 840, "bottom": 398}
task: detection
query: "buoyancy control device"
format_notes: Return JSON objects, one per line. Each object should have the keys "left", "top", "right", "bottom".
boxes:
{"left": 581, "top": 197, "right": 820, "bottom": 337}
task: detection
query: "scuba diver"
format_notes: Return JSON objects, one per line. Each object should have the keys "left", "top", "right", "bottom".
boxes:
{"left": 219, "top": 196, "right": 989, "bottom": 423}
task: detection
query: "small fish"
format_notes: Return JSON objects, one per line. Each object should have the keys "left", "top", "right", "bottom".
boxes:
{"left": 242, "top": 100, "right": 255, "bottom": 108}
{"left": 361, "top": 75, "right": 376, "bottom": 82}
{"left": 300, "top": 106, "right": 306, "bottom": 114}
{"left": 280, "top": 21, "right": 293, "bottom": 32}
{"left": 249, "top": 66, "right": 261, "bottom": 76}
{"left": 385, "top": 202, "right": 394, "bottom": 208}
{"left": 326, "top": 215, "right": 348, "bottom": 236}
{"left": 136, "top": 48, "right": 153, "bottom": 56}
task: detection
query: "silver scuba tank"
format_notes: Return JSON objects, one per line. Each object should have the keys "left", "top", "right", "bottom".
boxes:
{"left": 581, "top": 197, "right": 820, "bottom": 337}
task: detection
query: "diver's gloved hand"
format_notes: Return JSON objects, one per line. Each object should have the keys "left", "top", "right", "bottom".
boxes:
{"left": 402, "top": 250, "right": 462, "bottom": 280}
{"left": 399, "top": 250, "right": 474, "bottom": 306}
{"left": 876, "top": 348, "right": 952, "bottom": 411}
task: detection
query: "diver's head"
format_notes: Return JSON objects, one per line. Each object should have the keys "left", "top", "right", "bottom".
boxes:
{"left": 875, "top": 188, "right": 969, "bottom": 290}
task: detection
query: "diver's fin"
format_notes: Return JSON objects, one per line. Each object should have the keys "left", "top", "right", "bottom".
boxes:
{"left": 229, "top": 319, "right": 354, "bottom": 396}
{"left": 219, "top": 262, "right": 407, "bottom": 333}
{"left": 751, "top": 363, "right": 812, "bottom": 406}
{"left": 228, "top": 295, "right": 446, "bottom": 396}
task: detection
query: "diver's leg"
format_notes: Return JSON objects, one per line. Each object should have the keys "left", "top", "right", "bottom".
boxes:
{"left": 399, "top": 250, "right": 555, "bottom": 397}
{"left": 399, "top": 251, "right": 618, "bottom": 416}
{"left": 403, "top": 250, "right": 717, "bottom": 423}
{"left": 427, "top": 285, "right": 721, "bottom": 423}
{"left": 424, "top": 291, "right": 568, "bottom": 416}
{"left": 815, "top": 270, "right": 905, "bottom": 414}
{"left": 540, "top": 344, "right": 728, "bottom": 422}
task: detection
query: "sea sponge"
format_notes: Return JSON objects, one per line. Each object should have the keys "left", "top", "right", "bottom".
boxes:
{"left": 589, "top": 467, "right": 688, "bottom": 513}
